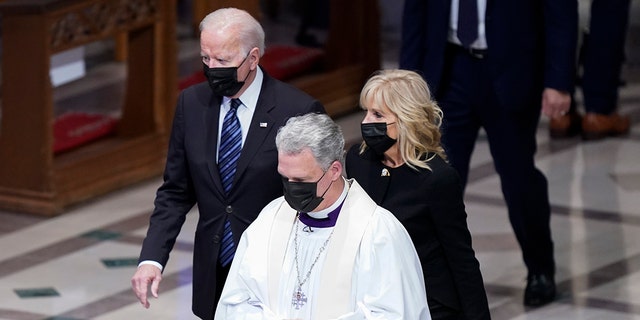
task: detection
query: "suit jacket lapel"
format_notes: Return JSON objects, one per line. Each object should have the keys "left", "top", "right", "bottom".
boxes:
{"left": 360, "top": 150, "right": 391, "bottom": 204}
{"left": 232, "top": 75, "right": 277, "bottom": 189}
{"left": 205, "top": 94, "right": 226, "bottom": 196}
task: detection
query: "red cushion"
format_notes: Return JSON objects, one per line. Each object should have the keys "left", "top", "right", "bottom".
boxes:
{"left": 261, "top": 45, "right": 324, "bottom": 81}
{"left": 178, "top": 72, "right": 206, "bottom": 91}
{"left": 53, "top": 112, "right": 118, "bottom": 154}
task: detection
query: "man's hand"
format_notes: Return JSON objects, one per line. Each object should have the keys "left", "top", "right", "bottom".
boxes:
{"left": 131, "top": 264, "right": 162, "bottom": 308}
{"left": 541, "top": 88, "right": 571, "bottom": 118}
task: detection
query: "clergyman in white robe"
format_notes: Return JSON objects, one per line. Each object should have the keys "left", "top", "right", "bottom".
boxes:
{"left": 215, "top": 178, "right": 431, "bottom": 320}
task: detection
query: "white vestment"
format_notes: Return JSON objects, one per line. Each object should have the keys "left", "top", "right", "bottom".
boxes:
{"left": 215, "top": 179, "right": 431, "bottom": 320}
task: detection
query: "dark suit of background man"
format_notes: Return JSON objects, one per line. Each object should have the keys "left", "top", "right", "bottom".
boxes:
{"left": 131, "top": 7, "right": 325, "bottom": 320}
{"left": 400, "top": 0, "right": 577, "bottom": 307}
{"left": 550, "top": 0, "right": 631, "bottom": 140}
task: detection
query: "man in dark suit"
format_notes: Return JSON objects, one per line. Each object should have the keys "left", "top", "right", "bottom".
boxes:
{"left": 400, "top": 0, "right": 577, "bottom": 307}
{"left": 131, "top": 8, "right": 324, "bottom": 320}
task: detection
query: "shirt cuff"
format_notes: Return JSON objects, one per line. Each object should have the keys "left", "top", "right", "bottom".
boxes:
{"left": 138, "top": 260, "right": 163, "bottom": 272}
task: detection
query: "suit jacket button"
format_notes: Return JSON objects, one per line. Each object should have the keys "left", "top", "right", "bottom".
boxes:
{"left": 213, "top": 235, "right": 221, "bottom": 243}
{"left": 225, "top": 205, "right": 233, "bottom": 213}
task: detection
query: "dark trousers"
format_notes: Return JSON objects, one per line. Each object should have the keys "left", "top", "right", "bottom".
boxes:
{"left": 581, "top": 0, "right": 631, "bottom": 113}
{"left": 438, "top": 45, "right": 555, "bottom": 276}
{"left": 428, "top": 298, "right": 463, "bottom": 320}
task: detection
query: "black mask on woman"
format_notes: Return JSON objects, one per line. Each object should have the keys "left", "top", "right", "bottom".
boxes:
{"left": 203, "top": 54, "right": 250, "bottom": 97}
{"left": 282, "top": 170, "right": 333, "bottom": 213}
{"left": 361, "top": 122, "right": 397, "bottom": 155}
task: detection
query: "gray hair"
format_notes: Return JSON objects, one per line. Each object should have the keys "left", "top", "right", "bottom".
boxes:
{"left": 276, "top": 113, "right": 344, "bottom": 170}
{"left": 199, "top": 8, "right": 265, "bottom": 57}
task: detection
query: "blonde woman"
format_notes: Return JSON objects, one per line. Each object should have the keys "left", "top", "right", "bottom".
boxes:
{"left": 346, "top": 69, "right": 490, "bottom": 320}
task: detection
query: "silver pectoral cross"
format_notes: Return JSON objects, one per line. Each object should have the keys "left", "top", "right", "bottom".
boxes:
{"left": 291, "top": 287, "right": 308, "bottom": 309}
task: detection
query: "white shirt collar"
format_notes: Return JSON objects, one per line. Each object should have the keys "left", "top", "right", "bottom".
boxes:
{"left": 306, "top": 177, "right": 349, "bottom": 220}
{"left": 239, "top": 66, "right": 263, "bottom": 109}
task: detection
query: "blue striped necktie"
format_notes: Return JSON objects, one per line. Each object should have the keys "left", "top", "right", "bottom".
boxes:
{"left": 458, "top": 0, "right": 478, "bottom": 48}
{"left": 218, "top": 98, "right": 241, "bottom": 267}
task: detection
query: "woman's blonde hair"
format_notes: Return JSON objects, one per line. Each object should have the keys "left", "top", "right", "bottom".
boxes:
{"left": 359, "top": 69, "right": 446, "bottom": 171}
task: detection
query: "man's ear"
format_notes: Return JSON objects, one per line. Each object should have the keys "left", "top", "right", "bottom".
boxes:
{"left": 330, "top": 161, "right": 343, "bottom": 181}
{"left": 249, "top": 47, "right": 260, "bottom": 70}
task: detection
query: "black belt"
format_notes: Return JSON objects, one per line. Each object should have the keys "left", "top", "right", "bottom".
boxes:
{"left": 448, "top": 43, "right": 488, "bottom": 59}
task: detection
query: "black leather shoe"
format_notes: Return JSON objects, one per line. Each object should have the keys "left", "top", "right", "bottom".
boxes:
{"left": 524, "top": 274, "right": 556, "bottom": 307}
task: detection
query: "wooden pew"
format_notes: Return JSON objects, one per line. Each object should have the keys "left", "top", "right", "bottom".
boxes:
{"left": 0, "top": 0, "right": 178, "bottom": 215}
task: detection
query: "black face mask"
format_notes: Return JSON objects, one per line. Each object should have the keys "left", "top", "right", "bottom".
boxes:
{"left": 203, "top": 54, "right": 250, "bottom": 97}
{"left": 282, "top": 170, "right": 333, "bottom": 213}
{"left": 361, "top": 122, "right": 397, "bottom": 155}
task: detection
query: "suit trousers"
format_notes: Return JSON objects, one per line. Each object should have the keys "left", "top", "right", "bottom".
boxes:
{"left": 581, "top": 0, "right": 631, "bottom": 113}
{"left": 437, "top": 44, "right": 555, "bottom": 276}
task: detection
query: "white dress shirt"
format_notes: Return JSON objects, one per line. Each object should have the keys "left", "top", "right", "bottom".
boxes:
{"left": 217, "top": 67, "right": 264, "bottom": 162}
{"left": 448, "top": 0, "right": 488, "bottom": 49}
